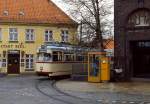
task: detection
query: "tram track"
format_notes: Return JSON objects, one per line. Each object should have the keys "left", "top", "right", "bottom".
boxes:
{"left": 35, "top": 78, "right": 98, "bottom": 104}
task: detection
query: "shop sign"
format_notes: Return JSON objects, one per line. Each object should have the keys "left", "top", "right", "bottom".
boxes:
{"left": 0, "top": 43, "right": 25, "bottom": 48}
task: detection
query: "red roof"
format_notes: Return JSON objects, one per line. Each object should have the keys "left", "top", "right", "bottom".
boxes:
{"left": 0, "top": 0, "right": 77, "bottom": 25}
{"left": 103, "top": 38, "right": 114, "bottom": 49}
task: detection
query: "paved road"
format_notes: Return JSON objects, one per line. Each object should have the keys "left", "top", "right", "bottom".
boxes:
{"left": 0, "top": 75, "right": 150, "bottom": 104}
{"left": 0, "top": 75, "right": 97, "bottom": 104}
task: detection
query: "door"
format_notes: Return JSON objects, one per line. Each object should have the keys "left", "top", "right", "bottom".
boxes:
{"left": 7, "top": 51, "right": 20, "bottom": 74}
{"left": 131, "top": 41, "right": 150, "bottom": 78}
{"left": 88, "top": 53, "right": 101, "bottom": 82}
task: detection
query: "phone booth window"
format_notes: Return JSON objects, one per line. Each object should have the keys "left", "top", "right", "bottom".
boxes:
{"left": 89, "top": 55, "right": 100, "bottom": 77}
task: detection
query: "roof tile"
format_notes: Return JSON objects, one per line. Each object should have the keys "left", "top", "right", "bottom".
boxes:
{"left": 0, "top": 0, "right": 76, "bottom": 25}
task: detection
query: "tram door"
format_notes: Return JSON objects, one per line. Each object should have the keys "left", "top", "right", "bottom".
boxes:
{"left": 88, "top": 52, "right": 101, "bottom": 82}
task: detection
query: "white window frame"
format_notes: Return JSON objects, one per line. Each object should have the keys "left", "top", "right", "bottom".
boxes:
{"left": 61, "top": 30, "right": 69, "bottom": 42}
{"left": 25, "top": 29, "right": 35, "bottom": 42}
{"left": 0, "top": 28, "right": 2, "bottom": 41}
{"left": 25, "top": 54, "right": 34, "bottom": 70}
{"left": 45, "top": 30, "right": 53, "bottom": 42}
{"left": 9, "top": 28, "right": 18, "bottom": 41}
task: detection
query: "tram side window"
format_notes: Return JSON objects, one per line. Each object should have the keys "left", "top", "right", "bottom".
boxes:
{"left": 52, "top": 52, "right": 63, "bottom": 61}
{"left": 53, "top": 52, "right": 58, "bottom": 61}
{"left": 77, "top": 55, "right": 84, "bottom": 61}
{"left": 65, "top": 55, "right": 71, "bottom": 61}
{"left": 64, "top": 54, "right": 75, "bottom": 61}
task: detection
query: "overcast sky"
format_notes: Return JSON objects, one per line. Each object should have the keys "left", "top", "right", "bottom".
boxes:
{"left": 51, "top": 0, "right": 69, "bottom": 13}
{"left": 51, "top": 0, "right": 114, "bottom": 19}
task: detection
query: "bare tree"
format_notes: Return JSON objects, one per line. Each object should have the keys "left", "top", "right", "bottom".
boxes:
{"left": 63, "top": 0, "right": 113, "bottom": 50}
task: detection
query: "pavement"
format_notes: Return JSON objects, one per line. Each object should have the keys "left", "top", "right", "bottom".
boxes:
{"left": 56, "top": 79, "right": 150, "bottom": 103}
{"left": 0, "top": 75, "right": 150, "bottom": 104}
{"left": 56, "top": 79, "right": 150, "bottom": 94}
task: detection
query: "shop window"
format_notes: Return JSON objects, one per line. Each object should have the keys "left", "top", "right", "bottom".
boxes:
{"left": 9, "top": 28, "right": 18, "bottom": 41}
{"left": 25, "top": 54, "right": 34, "bottom": 70}
{"left": 61, "top": 30, "right": 69, "bottom": 42}
{"left": 21, "top": 59, "right": 24, "bottom": 67}
{"left": 0, "top": 28, "right": 2, "bottom": 41}
{"left": 25, "top": 29, "right": 35, "bottom": 42}
{"left": 3, "top": 51, "right": 6, "bottom": 58}
{"left": 2, "top": 59, "right": 6, "bottom": 67}
{"left": 45, "top": 30, "right": 53, "bottom": 42}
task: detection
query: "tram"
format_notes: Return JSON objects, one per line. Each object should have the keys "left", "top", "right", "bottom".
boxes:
{"left": 36, "top": 42, "right": 88, "bottom": 77}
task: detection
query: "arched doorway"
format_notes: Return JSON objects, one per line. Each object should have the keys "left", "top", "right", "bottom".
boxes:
{"left": 127, "top": 9, "right": 150, "bottom": 78}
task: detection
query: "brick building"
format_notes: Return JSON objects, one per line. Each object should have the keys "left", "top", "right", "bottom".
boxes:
{"left": 114, "top": 0, "right": 150, "bottom": 80}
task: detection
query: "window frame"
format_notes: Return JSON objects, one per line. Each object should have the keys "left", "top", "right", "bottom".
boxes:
{"left": 25, "top": 54, "right": 34, "bottom": 70}
{"left": 9, "top": 28, "right": 18, "bottom": 41}
{"left": 61, "top": 30, "right": 69, "bottom": 42}
{"left": 128, "top": 10, "right": 150, "bottom": 27}
{"left": 0, "top": 28, "right": 2, "bottom": 41}
{"left": 45, "top": 30, "right": 53, "bottom": 42}
{"left": 25, "top": 29, "right": 35, "bottom": 42}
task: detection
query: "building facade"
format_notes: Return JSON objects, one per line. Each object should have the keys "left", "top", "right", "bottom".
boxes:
{"left": 0, "top": 0, "right": 77, "bottom": 74}
{"left": 115, "top": 0, "right": 150, "bottom": 80}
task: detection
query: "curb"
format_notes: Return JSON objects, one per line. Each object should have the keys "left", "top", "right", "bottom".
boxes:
{"left": 0, "top": 73, "right": 6, "bottom": 78}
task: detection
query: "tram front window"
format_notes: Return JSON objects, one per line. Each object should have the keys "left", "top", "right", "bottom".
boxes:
{"left": 44, "top": 53, "right": 52, "bottom": 61}
{"left": 37, "top": 53, "right": 52, "bottom": 62}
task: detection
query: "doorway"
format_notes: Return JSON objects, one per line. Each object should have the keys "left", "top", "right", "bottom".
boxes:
{"left": 131, "top": 41, "right": 150, "bottom": 78}
{"left": 7, "top": 51, "right": 20, "bottom": 74}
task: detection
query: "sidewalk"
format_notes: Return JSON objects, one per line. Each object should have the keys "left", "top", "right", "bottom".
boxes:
{"left": 56, "top": 79, "right": 150, "bottom": 95}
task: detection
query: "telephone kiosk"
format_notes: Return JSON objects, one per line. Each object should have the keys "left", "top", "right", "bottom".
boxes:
{"left": 88, "top": 52, "right": 110, "bottom": 83}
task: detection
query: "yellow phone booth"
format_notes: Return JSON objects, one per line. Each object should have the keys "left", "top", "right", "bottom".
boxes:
{"left": 88, "top": 52, "right": 110, "bottom": 83}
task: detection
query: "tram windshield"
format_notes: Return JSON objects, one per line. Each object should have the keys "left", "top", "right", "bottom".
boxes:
{"left": 37, "top": 53, "right": 52, "bottom": 62}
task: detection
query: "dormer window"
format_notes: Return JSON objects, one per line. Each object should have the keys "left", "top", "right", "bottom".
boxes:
{"left": 3, "top": 10, "right": 8, "bottom": 16}
{"left": 19, "top": 11, "right": 25, "bottom": 16}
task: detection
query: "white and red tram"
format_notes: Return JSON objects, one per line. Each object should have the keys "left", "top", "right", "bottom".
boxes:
{"left": 36, "top": 43, "right": 88, "bottom": 77}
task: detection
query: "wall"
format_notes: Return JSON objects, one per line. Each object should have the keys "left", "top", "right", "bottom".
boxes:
{"left": 114, "top": 0, "right": 150, "bottom": 80}
{"left": 0, "top": 24, "right": 77, "bottom": 74}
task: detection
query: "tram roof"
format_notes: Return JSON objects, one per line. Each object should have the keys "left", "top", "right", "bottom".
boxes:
{"left": 38, "top": 42, "right": 90, "bottom": 53}
{"left": 38, "top": 42, "right": 114, "bottom": 55}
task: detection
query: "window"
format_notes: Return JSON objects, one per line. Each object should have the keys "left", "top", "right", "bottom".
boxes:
{"left": 25, "top": 54, "right": 34, "bottom": 70}
{"left": 3, "top": 10, "right": 8, "bottom": 16}
{"left": 9, "top": 28, "right": 18, "bottom": 41}
{"left": 25, "top": 29, "right": 35, "bottom": 41}
{"left": 52, "top": 51, "right": 62, "bottom": 61}
{"left": 37, "top": 53, "right": 52, "bottom": 62}
{"left": 45, "top": 30, "right": 53, "bottom": 42}
{"left": 2, "top": 59, "right": 6, "bottom": 67}
{"left": 138, "top": 0, "right": 144, "bottom": 3}
{"left": 61, "top": 30, "right": 69, "bottom": 42}
{"left": 128, "top": 10, "right": 150, "bottom": 27}
{"left": 0, "top": 28, "right": 2, "bottom": 41}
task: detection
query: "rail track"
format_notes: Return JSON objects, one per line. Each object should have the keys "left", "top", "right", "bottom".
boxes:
{"left": 35, "top": 77, "right": 97, "bottom": 104}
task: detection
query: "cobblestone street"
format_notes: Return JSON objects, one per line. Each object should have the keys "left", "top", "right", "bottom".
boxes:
{"left": 0, "top": 75, "right": 150, "bottom": 104}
